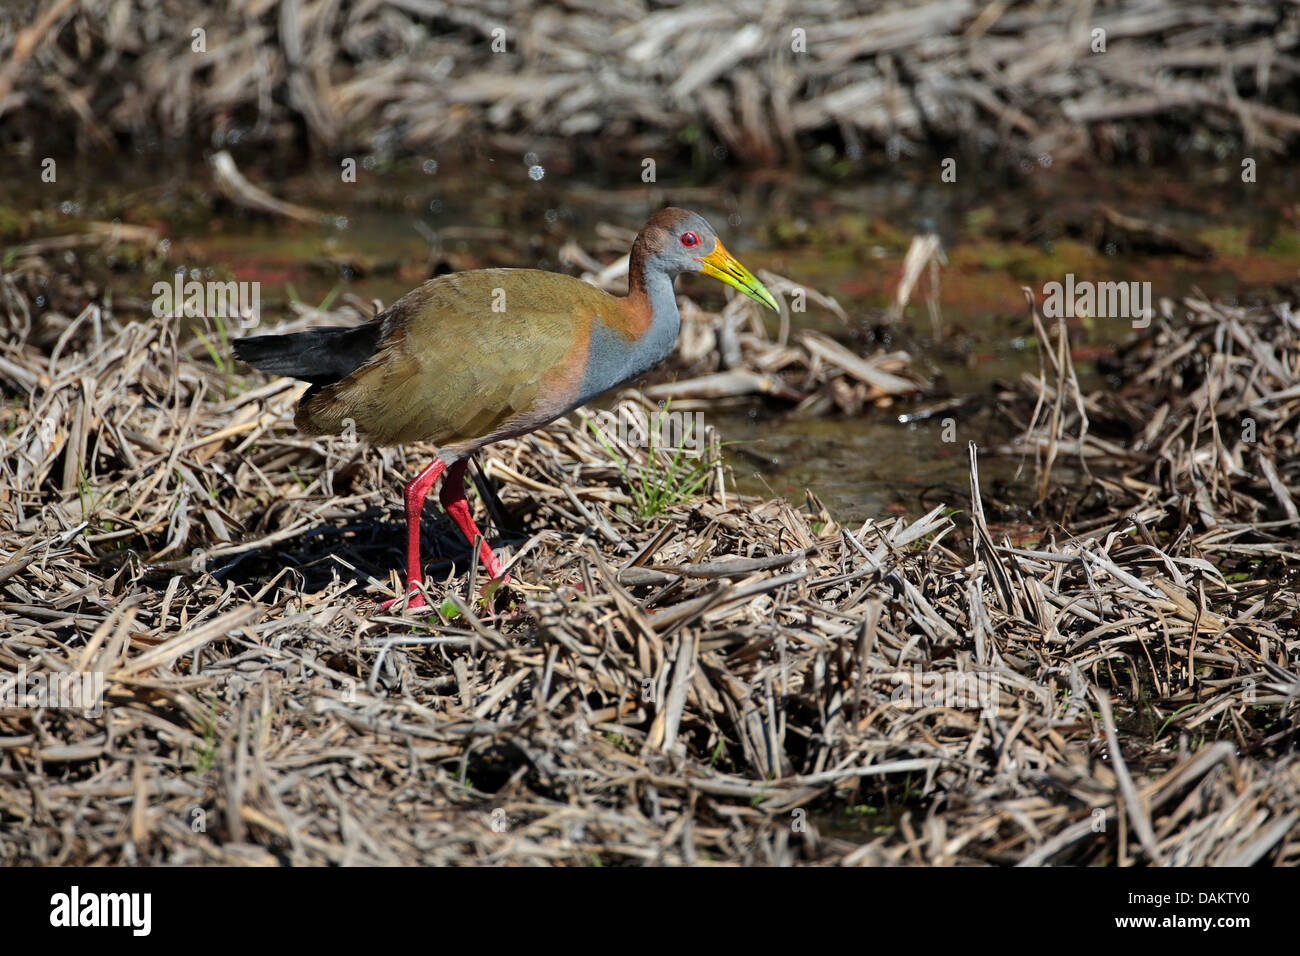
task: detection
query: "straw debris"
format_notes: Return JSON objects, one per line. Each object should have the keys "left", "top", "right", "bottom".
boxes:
{"left": 1, "top": 241, "right": 1297, "bottom": 866}
{"left": 3, "top": 0, "right": 1296, "bottom": 162}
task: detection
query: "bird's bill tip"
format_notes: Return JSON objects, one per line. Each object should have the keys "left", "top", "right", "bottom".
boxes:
{"left": 698, "top": 241, "right": 779, "bottom": 313}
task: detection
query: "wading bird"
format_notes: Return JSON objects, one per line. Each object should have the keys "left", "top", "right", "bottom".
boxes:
{"left": 233, "top": 207, "right": 778, "bottom": 609}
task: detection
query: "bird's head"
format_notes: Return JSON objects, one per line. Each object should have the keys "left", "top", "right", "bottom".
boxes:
{"left": 636, "top": 207, "right": 779, "bottom": 312}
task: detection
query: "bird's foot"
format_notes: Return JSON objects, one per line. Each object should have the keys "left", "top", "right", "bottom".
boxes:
{"left": 379, "top": 586, "right": 427, "bottom": 612}
{"left": 378, "top": 569, "right": 511, "bottom": 617}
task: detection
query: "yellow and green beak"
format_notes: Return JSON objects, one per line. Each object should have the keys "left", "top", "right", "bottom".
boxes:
{"left": 698, "top": 241, "right": 779, "bottom": 312}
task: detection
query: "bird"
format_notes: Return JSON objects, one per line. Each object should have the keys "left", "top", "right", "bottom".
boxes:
{"left": 232, "top": 207, "right": 778, "bottom": 610}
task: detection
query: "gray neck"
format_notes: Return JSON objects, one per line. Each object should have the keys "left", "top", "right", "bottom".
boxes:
{"left": 638, "top": 264, "right": 682, "bottom": 363}
{"left": 576, "top": 265, "right": 680, "bottom": 404}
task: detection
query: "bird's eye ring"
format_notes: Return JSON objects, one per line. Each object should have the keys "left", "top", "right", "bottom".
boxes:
{"left": 680, "top": 231, "right": 700, "bottom": 248}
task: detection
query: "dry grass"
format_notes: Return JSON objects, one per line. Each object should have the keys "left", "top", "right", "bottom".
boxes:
{"left": 1, "top": 236, "right": 1298, "bottom": 866}
{"left": 2, "top": 1, "right": 1298, "bottom": 163}
{"left": 1004, "top": 288, "right": 1300, "bottom": 548}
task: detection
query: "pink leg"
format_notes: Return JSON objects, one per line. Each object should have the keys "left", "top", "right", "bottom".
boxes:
{"left": 380, "top": 457, "right": 446, "bottom": 610}
{"left": 439, "top": 459, "right": 505, "bottom": 581}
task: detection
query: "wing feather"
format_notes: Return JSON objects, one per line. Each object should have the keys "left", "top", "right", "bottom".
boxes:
{"left": 296, "top": 269, "right": 615, "bottom": 449}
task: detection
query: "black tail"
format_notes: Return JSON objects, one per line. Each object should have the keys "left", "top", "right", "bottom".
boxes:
{"left": 232, "top": 323, "right": 383, "bottom": 386}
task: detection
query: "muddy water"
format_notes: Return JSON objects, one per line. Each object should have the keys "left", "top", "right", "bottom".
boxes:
{"left": 8, "top": 156, "right": 1298, "bottom": 522}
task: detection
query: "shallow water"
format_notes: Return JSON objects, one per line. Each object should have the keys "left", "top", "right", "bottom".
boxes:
{"left": 7, "top": 154, "right": 1298, "bottom": 522}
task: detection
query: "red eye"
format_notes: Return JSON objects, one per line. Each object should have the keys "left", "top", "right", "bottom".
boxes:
{"left": 680, "top": 231, "right": 700, "bottom": 248}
